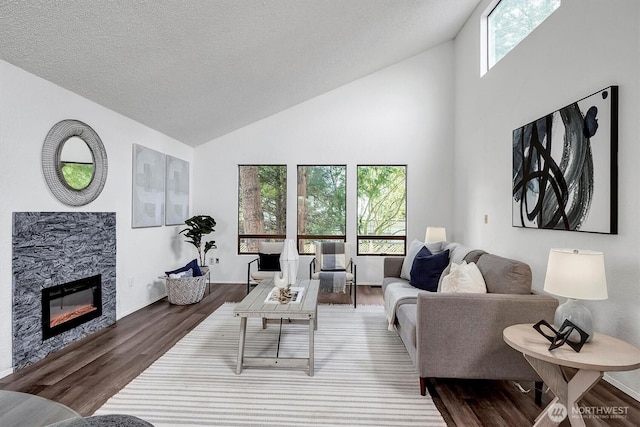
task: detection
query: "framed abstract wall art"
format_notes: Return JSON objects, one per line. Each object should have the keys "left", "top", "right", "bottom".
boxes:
{"left": 512, "top": 86, "right": 618, "bottom": 234}
{"left": 132, "top": 144, "right": 166, "bottom": 228}
{"left": 165, "top": 155, "right": 190, "bottom": 225}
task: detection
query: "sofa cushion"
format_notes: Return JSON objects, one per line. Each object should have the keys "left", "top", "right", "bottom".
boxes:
{"left": 395, "top": 303, "right": 418, "bottom": 364}
{"left": 383, "top": 280, "right": 422, "bottom": 330}
{"left": 401, "top": 240, "right": 445, "bottom": 280}
{"left": 410, "top": 248, "right": 449, "bottom": 291}
{"left": 463, "top": 249, "right": 487, "bottom": 264}
{"left": 440, "top": 261, "right": 487, "bottom": 294}
{"left": 382, "top": 276, "right": 409, "bottom": 293}
{"left": 476, "top": 254, "right": 532, "bottom": 294}
{"left": 443, "top": 243, "right": 473, "bottom": 264}
{"left": 438, "top": 249, "right": 487, "bottom": 291}
{"left": 437, "top": 244, "right": 476, "bottom": 291}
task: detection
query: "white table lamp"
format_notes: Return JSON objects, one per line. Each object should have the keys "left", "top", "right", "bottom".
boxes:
{"left": 543, "top": 249, "right": 608, "bottom": 341}
{"left": 425, "top": 227, "right": 447, "bottom": 243}
{"left": 280, "top": 239, "right": 300, "bottom": 285}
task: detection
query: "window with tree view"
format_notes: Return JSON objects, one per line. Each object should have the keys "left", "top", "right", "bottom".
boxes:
{"left": 487, "top": 0, "right": 560, "bottom": 70}
{"left": 297, "top": 165, "right": 346, "bottom": 254}
{"left": 238, "top": 165, "right": 286, "bottom": 254}
{"left": 357, "top": 165, "right": 406, "bottom": 255}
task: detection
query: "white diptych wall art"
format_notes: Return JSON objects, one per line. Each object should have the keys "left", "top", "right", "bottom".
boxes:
{"left": 512, "top": 86, "right": 618, "bottom": 234}
{"left": 165, "top": 155, "right": 190, "bottom": 225}
{"left": 132, "top": 144, "right": 165, "bottom": 228}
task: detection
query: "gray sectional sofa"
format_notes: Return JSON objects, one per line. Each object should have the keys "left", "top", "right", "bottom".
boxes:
{"left": 382, "top": 241, "right": 558, "bottom": 396}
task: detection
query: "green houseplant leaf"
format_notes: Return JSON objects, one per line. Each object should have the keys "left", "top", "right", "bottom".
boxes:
{"left": 179, "top": 215, "right": 217, "bottom": 266}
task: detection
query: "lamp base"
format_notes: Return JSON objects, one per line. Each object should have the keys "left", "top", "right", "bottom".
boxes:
{"left": 554, "top": 299, "right": 593, "bottom": 342}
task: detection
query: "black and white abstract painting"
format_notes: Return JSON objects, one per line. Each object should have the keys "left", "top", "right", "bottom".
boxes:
{"left": 512, "top": 86, "right": 618, "bottom": 234}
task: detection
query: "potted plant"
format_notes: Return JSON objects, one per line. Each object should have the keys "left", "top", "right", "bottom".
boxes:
{"left": 179, "top": 215, "right": 217, "bottom": 266}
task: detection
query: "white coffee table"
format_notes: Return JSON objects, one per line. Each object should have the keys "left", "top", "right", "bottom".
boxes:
{"left": 234, "top": 279, "right": 320, "bottom": 376}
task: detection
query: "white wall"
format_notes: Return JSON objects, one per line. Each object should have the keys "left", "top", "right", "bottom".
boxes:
{"left": 192, "top": 42, "right": 456, "bottom": 286}
{"left": 454, "top": 0, "right": 639, "bottom": 398}
{"left": 0, "top": 60, "right": 195, "bottom": 377}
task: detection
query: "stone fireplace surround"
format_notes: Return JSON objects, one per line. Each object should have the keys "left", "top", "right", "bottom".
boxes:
{"left": 12, "top": 212, "right": 116, "bottom": 370}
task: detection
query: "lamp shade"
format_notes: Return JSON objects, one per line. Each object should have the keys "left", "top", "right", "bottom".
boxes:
{"left": 425, "top": 227, "right": 447, "bottom": 243}
{"left": 543, "top": 249, "right": 608, "bottom": 300}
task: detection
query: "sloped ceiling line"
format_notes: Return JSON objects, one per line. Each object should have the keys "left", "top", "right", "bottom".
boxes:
{"left": 0, "top": 0, "right": 481, "bottom": 146}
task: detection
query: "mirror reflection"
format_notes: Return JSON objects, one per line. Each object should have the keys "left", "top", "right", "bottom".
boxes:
{"left": 60, "top": 136, "right": 95, "bottom": 190}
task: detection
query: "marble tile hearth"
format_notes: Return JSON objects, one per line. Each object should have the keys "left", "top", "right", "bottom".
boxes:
{"left": 12, "top": 212, "right": 116, "bottom": 370}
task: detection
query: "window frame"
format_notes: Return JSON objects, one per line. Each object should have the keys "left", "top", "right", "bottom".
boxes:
{"left": 356, "top": 164, "right": 407, "bottom": 257}
{"left": 481, "top": 0, "right": 561, "bottom": 75}
{"left": 237, "top": 164, "right": 287, "bottom": 254}
{"left": 296, "top": 164, "right": 347, "bottom": 255}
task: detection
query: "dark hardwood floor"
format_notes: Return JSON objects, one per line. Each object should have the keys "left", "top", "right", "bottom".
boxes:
{"left": 1, "top": 284, "right": 638, "bottom": 426}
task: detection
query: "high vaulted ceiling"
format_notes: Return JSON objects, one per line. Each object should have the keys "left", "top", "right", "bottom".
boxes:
{"left": 0, "top": 0, "right": 481, "bottom": 146}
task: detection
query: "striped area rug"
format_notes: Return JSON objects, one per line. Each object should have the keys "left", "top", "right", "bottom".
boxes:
{"left": 94, "top": 303, "right": 446, "bottom": 426}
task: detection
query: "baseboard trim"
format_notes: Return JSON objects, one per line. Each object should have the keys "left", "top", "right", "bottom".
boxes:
{"left": 0, "top": 367, "right": 14, "bottom": 379}
{"left": 118, "top": 294, "right": 168, "bottom": 320}
{"left": 604, "top": 373, "right": 640, "bottom": 402}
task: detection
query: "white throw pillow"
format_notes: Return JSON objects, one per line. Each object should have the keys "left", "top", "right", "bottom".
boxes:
{"left": 457, "top": 262, "right": 487, "bottom": 293}
{"left": 440, "top": 261, "right": 487, "bottom": 294}
{"left": 440, "top": 261, "right": 464, "bottom": 293}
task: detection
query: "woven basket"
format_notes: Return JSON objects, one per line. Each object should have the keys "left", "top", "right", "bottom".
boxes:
{"left": 166, "top": 274, "right": 207, "bottom": 305}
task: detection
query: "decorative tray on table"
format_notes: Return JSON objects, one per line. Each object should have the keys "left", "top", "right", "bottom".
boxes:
{"left": 264, "top": 287, "right": 304, "bottom": 304}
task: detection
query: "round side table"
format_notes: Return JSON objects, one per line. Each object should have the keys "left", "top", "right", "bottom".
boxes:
{"left": 0, "top": 390, "right": 84, "bottom": 427}
{"left": 504, "top": 324, "right": 640, "bottom": 427}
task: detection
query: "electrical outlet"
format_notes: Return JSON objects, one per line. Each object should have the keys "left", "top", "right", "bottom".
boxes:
{"left": 208, "top": 257, "right": 214, "bottom": 265}
{"left": 484, "top": 214, "right": 489, "bottom": 224}
{"left": 215, "top": 258, "right": 220, "bottom": 264}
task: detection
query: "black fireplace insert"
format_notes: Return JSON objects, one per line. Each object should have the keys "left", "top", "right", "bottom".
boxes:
{"left": 41, "top": 274, "right": 102, "bottom": 340}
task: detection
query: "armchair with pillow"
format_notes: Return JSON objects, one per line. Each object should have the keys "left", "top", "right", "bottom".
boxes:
{"left": 247, "top": 241, "right": 284, "bottom": 294}
{"left": 383, "top": 240, "right": 558, "bottom": 398}
{"left": 309, "top": 242, "right": 357, "bottom": 307}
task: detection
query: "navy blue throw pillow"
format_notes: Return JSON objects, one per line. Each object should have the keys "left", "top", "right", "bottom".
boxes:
{"left": 165, "top": 259, "right": 203, "bottom": 277}
{"left": 259, "top": 253, "right": 281, "bottom": 271}
{"left": 410, "top": 248, "right": 450, "bottom": 291}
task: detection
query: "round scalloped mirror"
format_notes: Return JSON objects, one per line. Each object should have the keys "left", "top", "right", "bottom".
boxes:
{"left": 42, "top": 120, "right": 108, "bottom": 206}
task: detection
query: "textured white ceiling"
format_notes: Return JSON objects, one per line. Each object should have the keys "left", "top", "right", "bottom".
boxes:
{"left": 0, "top": 0, "right": 481, "bottom": 146}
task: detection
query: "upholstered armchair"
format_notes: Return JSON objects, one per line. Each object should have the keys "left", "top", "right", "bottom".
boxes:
{"left": 309, "top": 242, "right": 357, "bottom": 307}
{"left": 246, "top": 241, "right": 284, "bottom": 294}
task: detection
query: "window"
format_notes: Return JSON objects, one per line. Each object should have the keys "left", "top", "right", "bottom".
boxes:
{"left": 483, "top": 0, "right": 560, "bottom": 73}
{"left": 297, "top": 165, "right": 346, "bottom": 254}
{"left": 238, "top": 165, "right": 287, "bottom": 254}
{"left": 357, "top": 165, "right": 406, "bottom": 255}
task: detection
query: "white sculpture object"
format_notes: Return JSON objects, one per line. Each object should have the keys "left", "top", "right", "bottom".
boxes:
{"left": 273, "top": 268, "right": 289, "bottom": 289}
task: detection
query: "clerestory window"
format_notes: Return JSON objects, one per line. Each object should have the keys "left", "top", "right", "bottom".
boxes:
{"left": 482, "top": 0, "right": 561, "bottom": 74}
